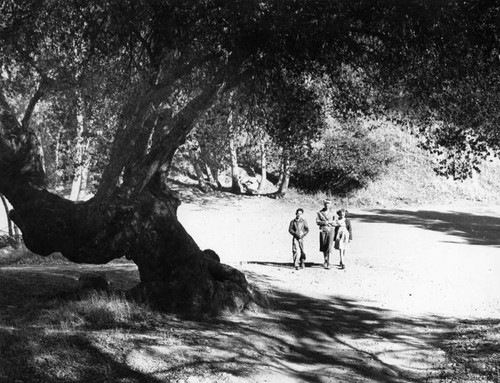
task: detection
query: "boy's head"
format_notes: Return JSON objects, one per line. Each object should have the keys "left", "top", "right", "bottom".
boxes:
{"left": 323, "top": 199, "right": 331, "bottom": 209}
{"left": 295, "top": 208, "right": 304, "bottom": 217}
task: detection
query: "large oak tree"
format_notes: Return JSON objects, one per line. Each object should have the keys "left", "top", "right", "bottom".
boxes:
{"left": 1, "top": 0, "right": 498, "bottom": 316}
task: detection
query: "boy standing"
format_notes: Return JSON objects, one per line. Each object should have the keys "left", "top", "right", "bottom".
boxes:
{"left": 288, "top": 208, "right": 309, "bottom": 270}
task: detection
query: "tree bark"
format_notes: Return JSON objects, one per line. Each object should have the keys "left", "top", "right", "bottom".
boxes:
{"left": 257, "top": 138, "right": 267, "bottom": 192}
{"left": 4, "top": 177, "right": 264, "bottom": 316}
{"left": 277, "top": 149, "right": 291, "bottom": 196}
{"left": 229, "top": 134, "right": 243, "bottom": 194}
{"left": 189, "top": 149, "right": 211, "bottom": 193}
{"left": 1, "top": 194, "right": 13, "bottom": 237}
{"left": 199, "top": 145, "right": 221, "bottom": 189}
{"left": 0, "top": 70, "right": 265, "bottom": 319}
{"left": 69, "top": 110, "right": 89, "bottom": 201}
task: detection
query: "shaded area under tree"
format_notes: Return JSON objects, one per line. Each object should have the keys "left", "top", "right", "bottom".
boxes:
{"left": 0, "top": 264, "right": 466, "bottom": 382}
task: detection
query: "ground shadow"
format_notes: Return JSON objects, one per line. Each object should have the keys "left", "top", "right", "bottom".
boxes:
{"left": 0, "top": 329, "right": 166, "bottom": 383}
{"left": 246, "top": 261, "right": 329, "bottom": 269}
{"left": 0, "top": 264, "right": 471, "bottom": 382}
{"left": 351, "top": 209, "right": 500, "bottom": 247}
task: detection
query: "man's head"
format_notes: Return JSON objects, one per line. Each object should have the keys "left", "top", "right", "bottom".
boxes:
{"left": 295, "top": 208, "right": 304, "bottom": 218}
{"left": 323, "top": 199, "right": 331, "bottom": 209}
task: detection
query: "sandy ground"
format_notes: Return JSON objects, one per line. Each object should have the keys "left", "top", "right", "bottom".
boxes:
{"left": 175, "top": 193, "right": 500, "bottom": 382}
{"left": 178, "top": 196, "right": 500, "bottom": 320}
{"left": 1, "top": 191, "right": 500, "bottom": 382}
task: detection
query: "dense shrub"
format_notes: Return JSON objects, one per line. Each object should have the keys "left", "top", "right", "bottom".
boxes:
{"left": 292, "top": 123, "right": 396, "bottom": 195}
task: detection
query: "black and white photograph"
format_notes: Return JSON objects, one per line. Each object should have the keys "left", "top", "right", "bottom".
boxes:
{"left": 1, "top": 1, "right": 499, "bottom": 382}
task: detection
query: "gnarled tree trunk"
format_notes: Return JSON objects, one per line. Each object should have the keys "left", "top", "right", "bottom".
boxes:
{"left": 0, "top": 72, "right": 265, "bottom": 318}
{"left": 277, "top": 149, "right": 291, "bottom": 196}
{"left": 5, "top": 177, "right": 262, "bottom": 317}
{"left": 257, "top": 137, "right": 267, "bottom": 193}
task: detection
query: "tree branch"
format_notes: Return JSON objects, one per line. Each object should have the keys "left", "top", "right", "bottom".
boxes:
{"left": 21, "top": 81, "right": 45, "bottom": 130}
{"left": 95, "top": 54, "right": 226, "bottom": 200}
{"left": 0, "top": 89, "right": 46, "bottom": 197}
{"left": 126, "top": 68, "right": 238, "bottom": 196}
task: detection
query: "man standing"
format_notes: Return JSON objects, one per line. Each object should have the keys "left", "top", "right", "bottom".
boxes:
{"left": 288, "top": 208, "right": 309, "bottom": 270}
{"left": 316, "top": 199, "right": 336, "bottom": 269}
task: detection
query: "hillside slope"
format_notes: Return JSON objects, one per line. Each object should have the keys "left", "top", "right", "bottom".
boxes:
{"left": 337, "top": 126, "right": 500, "bottom": 208}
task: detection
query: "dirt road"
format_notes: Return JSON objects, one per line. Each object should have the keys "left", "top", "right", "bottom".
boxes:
{"left": 179, "top": 197, "right": 500, "bottom": 320}
{"left": 177, "top": 194, "right": 500, "bottom": 382}
{"left": 2, "top": 190, "right": 499, "bottom": 382}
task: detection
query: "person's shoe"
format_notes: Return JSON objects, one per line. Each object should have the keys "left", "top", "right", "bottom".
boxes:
{"left": 300, "top": 261, "right": 305, "bottom": 269}
{"left": 340, "top": 263, "right": 345, "bottom": 269}
{"left": 295, "top": 266, "right": 299, "bottom": 270}
{"left": 324, "top": 262, "right": 330, "bottom": 269}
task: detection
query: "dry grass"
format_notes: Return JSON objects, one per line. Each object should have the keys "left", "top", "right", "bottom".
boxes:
{"left": 332, "top": 126, "right": 500, "bottom": 208}
{"left": 438, "top": 321, "right": 500, "bottom": 382}
{"left": 2, "top": 268, "right": 499, "bottom": 382}
{"left": 0, "top": 287, "right": 173, "bottom": 382}
{"left": 42, "top": 291, "right": 156, "bottom": 330}
{"left": 275, "top": 126, "right": 500, "bottom": 211}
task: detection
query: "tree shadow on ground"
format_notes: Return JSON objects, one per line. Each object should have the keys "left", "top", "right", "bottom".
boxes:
{"left": 0, "top": 329, "right": 166, "bottom": 383}
{"left": 0, "top": 264, "right": 467, "bottom": 382}
{"left": 351, "top": 209, "right": 500, "bottom": 247}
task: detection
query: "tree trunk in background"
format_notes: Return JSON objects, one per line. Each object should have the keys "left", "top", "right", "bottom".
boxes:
{"left": 257, "top": 138, "right": 267, "bottom": 193}
{"left": 189, "top": 149, "right": 210, "bottom": 193}
{"left": 1, "top": 194, "right": 13, "bottom": 237}
{"left": 277, "top": 150, "right": 290, "bottom": 196}
{"left": 52, "top": 124, "right": 64, "bottom": 187}
{"left": 229, "top": 132, "right": 242, "bottom": 194}
{"left": 69, "top": 151, "right": 91, "bottom": 201}
{"left": 204, "top": 162, "right": 221, "bottom": 189}
{"left": 69, "top": 110, "right": 90, "bottom": 201}
{"left": 200, "top": 146, "right": 221, "bottom": 189}
{"left": 77, "top": 159, "right": 90, "bottom": 201}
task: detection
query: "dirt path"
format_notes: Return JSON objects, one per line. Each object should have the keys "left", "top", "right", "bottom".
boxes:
{"left": 2, "top": 191, "right": 500, "bottom": 382}
{"left": 176, "top": 194, "right": 500, "bottom": 382}
{"left": 179, "top": 197, "right": 500, "bottom": 319}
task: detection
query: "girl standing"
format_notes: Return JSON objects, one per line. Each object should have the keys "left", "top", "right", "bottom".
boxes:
{"left": 334, "top": 209, "right": 353, "bottom": 269}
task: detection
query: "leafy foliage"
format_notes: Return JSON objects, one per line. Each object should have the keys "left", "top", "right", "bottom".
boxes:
{"left": 3, "top": 0, "right": 499, "bottom": 192}
{"left": 293, "top": 122, "right": 396, "bottom": 195}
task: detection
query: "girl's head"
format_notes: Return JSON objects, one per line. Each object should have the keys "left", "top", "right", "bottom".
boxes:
{"left": 337, "top": 208, "right": 348, "bottom": 218}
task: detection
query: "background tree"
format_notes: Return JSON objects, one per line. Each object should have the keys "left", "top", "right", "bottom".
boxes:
{"left": 1, "top": 0, "right": 499, "bottom": 317}
{"left": 264, "top": 75, "right": 327, "bottom": 196}
{"left": 378, "top": 1, "right": 500, "bottom": 178}
{"left": 293, "top": 120, "right": 396, "bottom": 195}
